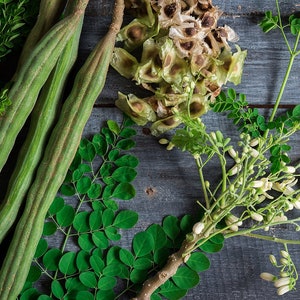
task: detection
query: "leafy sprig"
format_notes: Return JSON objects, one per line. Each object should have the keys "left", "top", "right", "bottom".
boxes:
{"left": 211, "top": 89, "right": 300, "bottom": 173}
{"left": 18, "top": 117, "right": 223, "bottom": 300}
{"left": 18, "top": 116, "right": 139, "bottom": 299}
{"left": 0, "top": 87, "right": 10, "bottom": 115}
{"left": 0, "top": 0, "right": 39, "bottom": 61}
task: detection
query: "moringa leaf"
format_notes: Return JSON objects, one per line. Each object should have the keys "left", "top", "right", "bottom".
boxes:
{"left": 59, "top": 252, "right": 77, "bottom": 275}
{"left": 172, "top": 266, "right": 200, "bottom": 289}
{"left": 186, "top": 252, "right": 210, "bottom": 272}
{"left": 113, "top": 210, "right": 138, "bottom": 229}
{"left": 133, "top": 231, "right": 155, "bottom": 257}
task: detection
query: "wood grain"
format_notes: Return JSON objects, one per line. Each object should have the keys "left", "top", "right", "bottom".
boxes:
{"left": 75, "top": 0, "right": 300, "bottom": 300}
{"left": 83, "top": 1, "right": 300, "bottom": 299}
{"left": 2, "top": 0, "right": 300, "bottom": 299}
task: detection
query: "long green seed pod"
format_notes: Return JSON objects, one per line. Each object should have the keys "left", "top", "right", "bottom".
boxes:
{"left": 0, "top": 0, "right": 124, "bottom": 298}
{"left": 0, "top": 0, "right": 89, "bottom": 174}
{"left": 0, "top": 14, "right": 84, "bottom": 244}
{"left": 15, "top": 0, "right": 68, "bottom": 73}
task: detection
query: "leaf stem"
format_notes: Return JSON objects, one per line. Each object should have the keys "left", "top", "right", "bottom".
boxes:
{"left": 232, "top": 232, "right": 300, "bottom": 245}
{"left": 269, "top": 53, "right": 295, "bottom": 123}
{"left": 195, "top": 157, "right": 210, "bottom": 209}
{"left": 225, "top": 217, "right": 300, "bottom": 240}
{"left": 275, "top": 0, "right": 292, "bottom": 54}
{"left": 269, "top": 1, "right": 300, "bottom": 123}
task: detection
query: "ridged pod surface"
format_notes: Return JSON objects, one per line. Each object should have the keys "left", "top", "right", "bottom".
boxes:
{"left": 0, "top": 13, "right": 84, "bottom": 243}
{"left": 0, "top": 0, "right": 88, "bottom": 173}
{"left": 0, "top": 0, "right": 124, "bottom": 299}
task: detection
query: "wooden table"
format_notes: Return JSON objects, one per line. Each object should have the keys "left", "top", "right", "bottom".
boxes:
{"left": 2, "top": 1, "right": 300, "bottom": 299}
{"left": 81, "top": 1, "right": 300, "bottom": 299}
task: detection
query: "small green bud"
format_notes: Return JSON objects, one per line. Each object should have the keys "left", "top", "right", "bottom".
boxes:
{"left": 228, "top": 147, "right": 237, "bottom": 159}
{"left": 250, "top": 138, "right": 259, "bottom": 147}
{"left": 280, "top": 250, "right": 289, "bottom": 259}
{"left": 250, "top": 211, "right": 263, "bottom": 222}
{"left": 280, "top": 258, "right": 289, "bottom": 266}
{"left": 260, "top": 272, "right": 276, "bottom": 282}
{"left": 274, "top": 277, "right": 291, "bottom": 288}
{"left": 249, "top": 147, "right": 259, "bottom": 158}
{"left": 159, "top": 138, "right": 169, "bottom": 145}
{"left": 210, "top": 131, "right": 217, "bottom": 141}
{"left": 277, "top": 285, "right": 291, "bottom": 296}
{"left": 280, "top": 271, "right": 290, "bottom": 278}
{"left": 186, "top": 233, "right": 195, "bottom": 242}
{"left": 228, "top": 164, "right": 240, "bottom": 176}
{"left": 216, "top": 130, "right": 224, "bottom": 143}
{"left": 269, "top": 254, "right": 277, "bottom": 266}
{"left": 166, "top": 142, "right": 175, "bottom": 151}
{"left": 192, "top": 222, "right": 205, "bottom": 235}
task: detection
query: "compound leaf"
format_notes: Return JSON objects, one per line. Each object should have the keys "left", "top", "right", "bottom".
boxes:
{"left": 43, "top": 221, "right": 57, "bottom": 236}
{"left": 159, "top": 281, "right": 187, "bottom": 300}
{"left": 92, "top": 231, "right": 109, "bottom": 249}
{"left": 146, "top": 224, "right": 168, "bottom": 251}
{"left": 73, "top": 211, "right": 90, "bottom": 233}
{"left": 119, "top": 248, "right": 135, "bottom": 267}
{"left": 114, "top": 154, "right": 139, "bottom": 168}
{"left": 76, "top": 250, "right": 90, "bottom": 272}
{"left": 90, "top": 254, "right": 105, "bottom": 275}
{"left": 48, "top": 197, "right": 64, "bottom": 216}
{"left": 34, "top": 238, "right": 48, "bottom": 259}
{"left": 76, "top": 176, "right": 92, "bottom": 194}
{"left": 111, "top": 166, "right": 137, "bottom": 183}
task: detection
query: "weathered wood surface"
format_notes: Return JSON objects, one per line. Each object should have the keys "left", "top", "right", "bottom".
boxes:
{"left": 80, "top": 1, "right": 300, "bottom": 299}
{"left": 1, "top": 1, "right": 299, "bottom": 299}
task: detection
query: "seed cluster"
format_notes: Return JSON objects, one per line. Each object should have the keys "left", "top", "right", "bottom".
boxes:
{"left": 112, "top": 0, "right": 247, "bottom": 135}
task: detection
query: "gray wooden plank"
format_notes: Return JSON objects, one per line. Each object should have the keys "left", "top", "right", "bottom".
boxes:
{"left": 217, "top": 1, "right": 300, "bottom": 16}
{"left": 1, "top": 1, "right": 299, "bottom": 299}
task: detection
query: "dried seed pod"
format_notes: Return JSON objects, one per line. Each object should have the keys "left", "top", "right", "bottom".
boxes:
{"left": 194, "top": 0, "right": 217, "bottom": 18}
{"left": 135, "top": 59, "right": 163, "bottom": 84}
{"left": 150, "top": 115, "right": 181, "bottom": 135}
{"left": 157, "top": 0, "right": 183, "bottom": 27}
{"left": 125, "top": 0, "right": 156, "bottom": 26}
{"left": 117, "top": 18, "right": 159, "bottom": 50}
{"left": 178, "top": 94, "right": 208, "bottom": 118}
{"left": 111, "top": 47, "right": 138, "bottom": 79}
{"left": 113, "top": 0, "right": 247, "bottom": 134}
{"left": 158, "top": 37, "right": 192, "bottom": 87}
{"left": 115, "top": 92, "right": 157, "bottom": 125}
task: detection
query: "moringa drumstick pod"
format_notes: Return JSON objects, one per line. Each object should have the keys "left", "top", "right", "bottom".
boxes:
{"left": 0, "top": 0, "right": 88, "bottom": 173}
{"left": 0, "top": 12, "right": 84, "bottom": 244}
{"left": 0, "top": 0, "right": 125, "bottom": 299}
